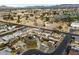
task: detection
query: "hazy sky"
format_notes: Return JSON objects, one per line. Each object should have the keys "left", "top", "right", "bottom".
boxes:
{"left": 0, "top": 0, "right": 79, "bottom": 7}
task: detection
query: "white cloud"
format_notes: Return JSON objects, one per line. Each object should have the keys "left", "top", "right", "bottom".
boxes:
{"left": 0, "top": 0, "right": 79, "bottom": 6}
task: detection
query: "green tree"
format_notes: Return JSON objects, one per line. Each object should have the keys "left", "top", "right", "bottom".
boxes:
{"left": 45, "top": 17, "right": 49, "bottom": 21}
{"left": 58, "top": 26, "right": 62, "bottom": 30}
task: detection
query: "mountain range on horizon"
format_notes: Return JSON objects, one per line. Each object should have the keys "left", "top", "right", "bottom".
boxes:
{"left": 1, "top": 4, "right": 79, "bottom": 9}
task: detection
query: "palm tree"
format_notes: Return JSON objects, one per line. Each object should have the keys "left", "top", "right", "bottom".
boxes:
{"left": 17, "top": 15, "right": 21, "bottom": 23}
{"left": 25, "top": 15, "right": 29, "bottom": 20}
{"left": 8, "top": 13, "right": 11, "bottom": 19}
{"left": 8, "top": 9, "right": 12, "bottom": 19}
